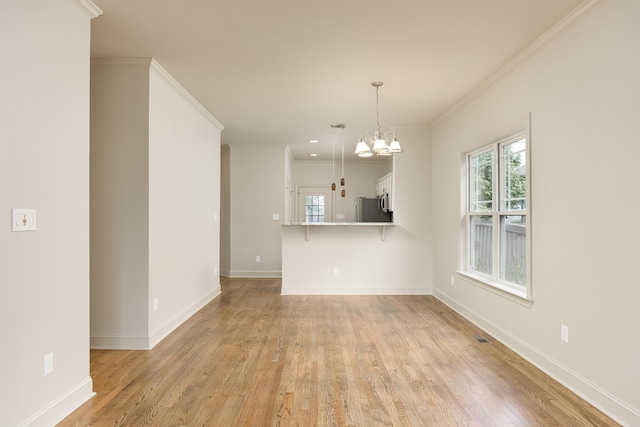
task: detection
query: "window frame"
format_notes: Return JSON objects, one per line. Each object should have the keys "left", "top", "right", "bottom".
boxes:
{"left": 459, "top": 123, "right": 532, "bottom": 303}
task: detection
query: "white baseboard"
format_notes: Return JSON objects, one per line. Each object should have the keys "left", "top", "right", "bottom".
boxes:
{"left": 434, "top": 289, "right": 639, "bottom": 427}
{"left": 148, "top": 284, "right": 221, "bottom": 349}
{"left": 91, "top": 285, "right": 221, "bottom": 350}
{"left": 281, "top": 286, "right": 433, "bottom": 296}
{"left": 21, "top": 376, "right": 94, "bottom": 427}
{"left": 90, "top": 333, "right": 150, "bottom": 350}
{"left": 226, "top": 270, "right": 282, "bottom": 278}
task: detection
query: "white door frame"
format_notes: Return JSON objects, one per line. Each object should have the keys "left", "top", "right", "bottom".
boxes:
{"left": 295, "top": 185, "right": 333, "bottom": 222}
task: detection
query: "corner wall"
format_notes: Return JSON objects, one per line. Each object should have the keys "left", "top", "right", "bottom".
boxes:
{"left": 90, "top": 58, "right": 223, "bottom": 350}
{"left": 90, "top": 60, "right": 151, "bottom": 347}
{"left": 0, "top": 1, "right": 100, "bottom": 425}
{"left": 431, "top": 1, "right": 640, "bottom": 424}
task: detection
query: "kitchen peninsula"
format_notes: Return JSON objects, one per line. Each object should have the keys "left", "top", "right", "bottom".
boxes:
{"left": 281, "top": 222, "right": 415, "bottom": 295}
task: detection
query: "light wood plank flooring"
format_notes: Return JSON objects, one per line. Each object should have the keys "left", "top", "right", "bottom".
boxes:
{"left": 60, "top": 278, "right": 617, "bottom": 426}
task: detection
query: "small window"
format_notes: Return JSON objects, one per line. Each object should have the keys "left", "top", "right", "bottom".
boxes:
{"left": 305, "top": 195, "right": 326, "bottom": 222}
{"left": 463, "top": 131, "right": 530, "bottom": 299}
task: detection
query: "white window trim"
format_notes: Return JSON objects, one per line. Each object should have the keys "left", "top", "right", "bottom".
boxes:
{"left": 459, "top": 115, "right": 532, "bottom": 304}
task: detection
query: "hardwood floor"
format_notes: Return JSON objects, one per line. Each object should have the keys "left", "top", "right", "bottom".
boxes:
{"left": 60, "top": 278, "right": 617, "bottom": 426}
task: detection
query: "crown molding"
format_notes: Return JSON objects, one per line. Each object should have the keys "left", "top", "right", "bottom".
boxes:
{"left": 70, "top": 0, "right": 102, "bottom": 19}
{"left": 149, "top": 59, "right": 224, "bottom": 130}
{"left": 91, "top": 57, "right": 224, "bottom": 130}
{"left": 91, "top": 57, "right": 153, "bottom": 66}
{"left": 430, "top": 0, "right": 607, "bottom": 128}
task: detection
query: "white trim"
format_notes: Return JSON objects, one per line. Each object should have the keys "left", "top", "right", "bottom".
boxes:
{"left": 430, "top": 0, "right": 607, "bottom": 127}
{"left": 148, "top": 285, "right": 221, "bottom": 349}
{"left": 70, "top": 0, "right": 102, "bottom": 18}
{"left": 91, "top": 287, "right": 221, "bottom": 350}
{"left": 456, "top": 270, "right": 532, "bottom": 308}
{"left": 434, "top": 289, "right": 638, "bottom": 427}
{"left": 20, "top": 377, "right": 94, "bottom": 427}
{"left": 281, "top": 287, "right": 432, "bottom": 296}
{"left": 90, "top": 333, "right": 151, "bottom": 350}
{"left": 149, "top": 59, "right": 224, "bottom": 130}
{"left": 227, "top": 270, "right": 282, "bottom": 278}
{"left": 90, "top": 58, "right": 224, "bottom": 130}
{"left": 91, "top": 57, "right": 153, "bottom": 66}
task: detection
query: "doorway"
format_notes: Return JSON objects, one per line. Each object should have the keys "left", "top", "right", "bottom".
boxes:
{"left": 296, "top": 186, "right": 332, "bottom": 222}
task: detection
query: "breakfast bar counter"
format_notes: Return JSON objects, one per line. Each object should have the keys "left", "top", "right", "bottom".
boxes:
{"left": 280, "top": 222, "right": 423, "bottom": 296}
{"left": 281, "top": 221, "right": 399, "bottom": 241}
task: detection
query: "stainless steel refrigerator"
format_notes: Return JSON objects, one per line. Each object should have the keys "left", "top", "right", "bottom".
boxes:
{"left": 355, "top": 197, "right": 393, "bottom": 222}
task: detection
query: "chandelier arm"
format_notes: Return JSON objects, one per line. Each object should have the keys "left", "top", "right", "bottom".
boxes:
{"left": 384, "top": 130, "right": 395, "bottom": 142}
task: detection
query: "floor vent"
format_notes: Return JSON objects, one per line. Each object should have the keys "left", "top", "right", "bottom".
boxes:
{"left": 473, "top": 334, "right": 491, "bottom": 344}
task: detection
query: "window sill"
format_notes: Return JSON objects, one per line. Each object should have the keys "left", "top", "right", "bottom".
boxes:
{"left": 456, "top": 271, "right": 533, "bottom": 308}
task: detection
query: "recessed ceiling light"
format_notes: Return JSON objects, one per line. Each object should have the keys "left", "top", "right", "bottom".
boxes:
{"left": 310, "top": 139, "right": 319, "bottom": 143}
{"left": 310, "top": 153, "right": 318, "bottom": 157}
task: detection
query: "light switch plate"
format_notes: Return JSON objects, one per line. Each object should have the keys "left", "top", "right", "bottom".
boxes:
{"left": 12, "top": 209, "right": 37, "bottom": 231}
{"left": 272, "top": 213, "right": 280, "bottom": 221}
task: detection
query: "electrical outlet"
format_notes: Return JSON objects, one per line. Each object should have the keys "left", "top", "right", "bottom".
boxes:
{"left": 44, "top": 353, "right": 53, "bottom": 376}
{"left": 333, "top": 267, "right": 340, "bottom": 275}
{"left": 450, "top": 276, "right": 455, "bottom": 286}
{"left": 561, "top": 324, "right": 569, "bottom": 343}
{"left": 153, "top": 297, "right": 158, "bottom": 311}
{"left": 255, "top": 255, "right": 261, "bottom": 263}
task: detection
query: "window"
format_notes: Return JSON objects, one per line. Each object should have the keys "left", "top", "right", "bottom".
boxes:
{"left": 463, "top": 131, "right": 530, "bottom": 299}
{"left": 305, "top": 195, "right": 326, "bottom": 222}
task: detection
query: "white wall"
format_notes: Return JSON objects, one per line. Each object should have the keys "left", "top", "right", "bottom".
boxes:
{"left": 228, "top": 145, "right": 285, "bottom": 277}
{"left": 90, "top": 60, "right": 150, "bottom": 346}
{"left": 147, "top": 62, "right": 223, "bottom": 345}
{"left": 220, "top": 144, "right": 231, "bottom": 275}
{"left": 431, "top": 1, "right": 640, "bottom": 424}
{"left": 282, "top": 127, "right": 433, "bottom": 295}
{"left": 0, "top": 1, "right": 100, "bottom": 425}
{"left": 90, "top": 59, "right": 223, "bottom": 350}
{"left": 292, "top": 160, "right": 391, "bottom": 222}
{"left": 284, "top": 146, "right": 293, "bottom": 222}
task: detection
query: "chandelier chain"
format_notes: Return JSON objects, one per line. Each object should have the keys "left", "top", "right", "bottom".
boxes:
{"left": 375, "top": 84, "right": 381, "bottom": 133}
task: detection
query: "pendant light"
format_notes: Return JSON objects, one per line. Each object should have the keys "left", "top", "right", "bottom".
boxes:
{"left": 331, "top": 139, "right": 336, "bottom": 191}
{"left": 331, "top": 124, "right": 346, "bottom": 197}
{"left": 340, "top": 138, "right": 345, "bottom": 197}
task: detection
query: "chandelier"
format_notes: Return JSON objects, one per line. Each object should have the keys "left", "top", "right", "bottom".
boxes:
{"left": 354, "top": 82, "right": 403, "bottom": 157}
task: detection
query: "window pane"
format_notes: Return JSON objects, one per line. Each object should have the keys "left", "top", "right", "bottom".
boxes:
{"left": 305, "top": 194, "right": 325, "bottom": 222}
{"left": 502, "top": 139, "right": 526, "bottom": 211}
{"left": 470, "top": 151, "right": 493, "bottom": 212}
{"left": 500, "top": 215, "right": 526, "bottom": 286}
{"left": 470, "top": 215, "right": 492, "bottom": 275}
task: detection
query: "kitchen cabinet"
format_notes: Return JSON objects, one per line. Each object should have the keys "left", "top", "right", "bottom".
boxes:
{"left": 375, "top": 173, "right": 393, "bottom": 197}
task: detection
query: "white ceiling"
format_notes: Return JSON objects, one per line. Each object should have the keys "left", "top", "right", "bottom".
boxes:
{"left": 90, "top": 0, "right": 583, "bottom": 160}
